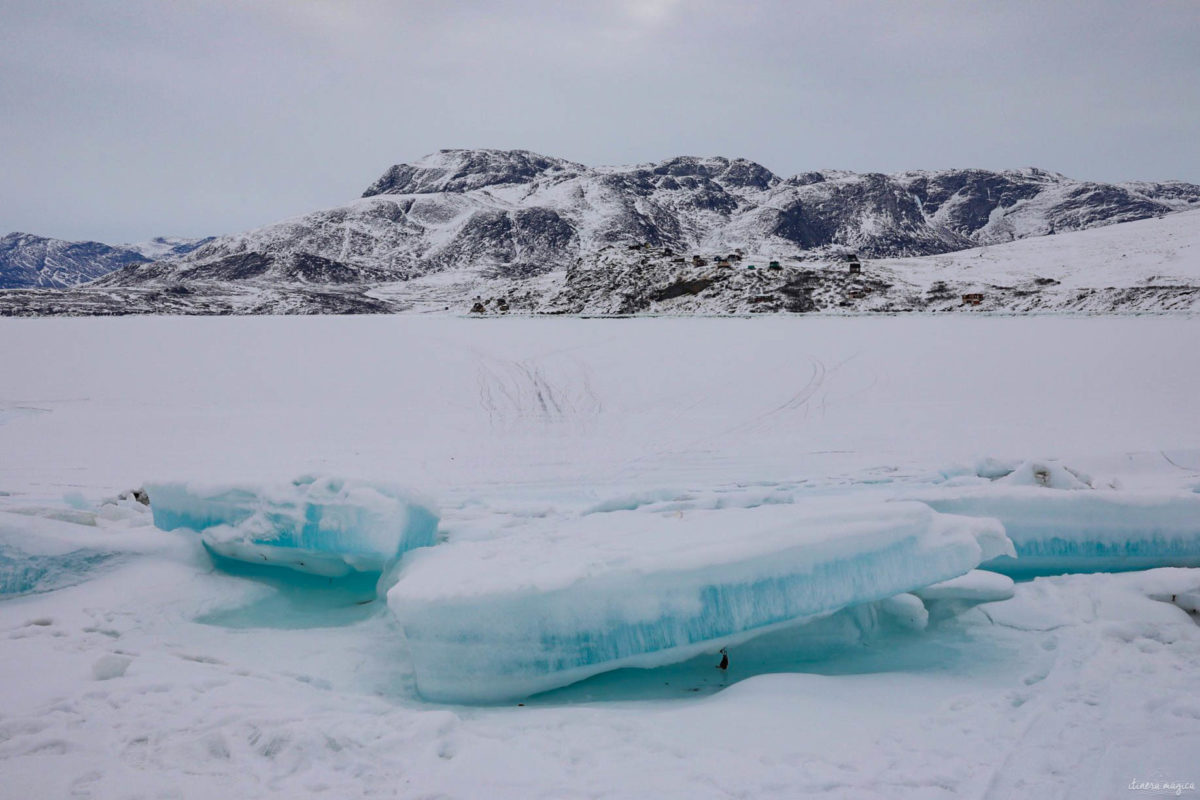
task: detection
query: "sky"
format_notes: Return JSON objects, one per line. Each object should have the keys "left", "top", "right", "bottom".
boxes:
{"left": 1, "top": 0, "right": 1198, "bottom": 243}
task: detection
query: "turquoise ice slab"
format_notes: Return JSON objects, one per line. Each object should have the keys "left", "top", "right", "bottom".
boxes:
{"left": 0, "top": 511, "right": 120, "bottom": 597}
{"left": 388, "top": 500, "right": 1010, "bottom": 703}
{"left": 147, "top": 476, "right": 438, "bottom": 578}
{"left": 919, "top": 489, "right": 1200, "bottom": 577}
{"left": 0, "top": 545, "right": 116, "bottom": 596}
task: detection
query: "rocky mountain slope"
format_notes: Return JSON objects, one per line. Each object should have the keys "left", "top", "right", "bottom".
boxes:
{"left": 0, "top": 233, "right": 211, "bottom": 289}
{"left": 5, "top": 205, "right": 1198, "bottom": 316}
{"left": 100, "top": 150, "right": 1200, "bottom": 285}
{"left": 2, "top": 149, "right": 1198, "bottom": 314}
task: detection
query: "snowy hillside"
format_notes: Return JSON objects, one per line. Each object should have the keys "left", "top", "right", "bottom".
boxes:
{"left": 520, "top": 206, "right": 1200, "bottom": 315}
{"left": 103, "top": 150, "right": 1198, "bottom": 283}
{"left": 0, "top": 233, "right": 212, "bottom": 290}
{"left": 5, "top": 204, "right": 1198, "bottom": 316}
{"left": 3, "top": 149, "right": 1197, "bottom": 314}
{"left": 0, "top": 233, "right": 148, "bottom": 289}
{"left": 122, "top": 236, "right": 215, "bottom": 261}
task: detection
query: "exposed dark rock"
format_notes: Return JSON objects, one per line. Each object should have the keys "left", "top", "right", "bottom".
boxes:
{"left": 652, "top": 278, "right": 717, "bottom": 301}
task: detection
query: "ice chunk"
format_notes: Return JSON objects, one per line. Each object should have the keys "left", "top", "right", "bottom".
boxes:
{"left": 913, "top": 570, "right": 1015, "bottom": 603}
{"left": 146, "top": 476, "right": 438, "bottom": 578}
{"left": 92, "top": 654, "right": 132, "bottom": 681}
{"left": 0, "top": 546, "right": 116, "bottom": 596}
{"left": 388, "top": 500, "right": 1010, "bottom": 703}
{"left": 877, "top": 593, "right": 929, "bottom": 630}
{"left": 918, "top": 489, "right": 1200, "bottom": 576}
{"left": 0, "top": 511, "right": 119, "bottom": 596}
{"left": 913, "top": 569, "right": 1015, "bottom": 620}
{"left": 974, "top": 456, "right": 1020, "bottom": 480}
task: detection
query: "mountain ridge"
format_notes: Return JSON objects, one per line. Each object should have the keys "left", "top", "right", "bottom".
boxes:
{"left": 0, "top": 232, "right": 213, "bottom": 290}
{"left": 3, "top": 149, "right": 1199, "bottom": 314}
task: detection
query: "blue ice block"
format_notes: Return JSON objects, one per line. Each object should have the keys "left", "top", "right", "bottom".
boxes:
{"left": 147, "top": 475, "right": 438, "bottom": 578}
{"left": 388, "top": 500, "right": 1010, "bottom": 703}
{"left": 919, "top": 489, "right": 1200, "bottom": 577}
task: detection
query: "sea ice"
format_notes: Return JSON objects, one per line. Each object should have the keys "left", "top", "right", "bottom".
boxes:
{"left": 0, "top": 511, "right": 120, "bottom": 596}
{"left": 913, "top": 569, "right": 1015, "bottom": 620}
{"left": 388, "top": 500, "right": 1010, "bottom": 703}
{"left": 918, "top": 488, "right": 1200, "bottom": 576}
{"left": 147, "top": 476, "right": 438, "bottom": 578}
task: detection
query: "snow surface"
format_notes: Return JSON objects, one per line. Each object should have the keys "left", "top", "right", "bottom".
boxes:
{"left": 2, "top": 315, "right": 1200, "bottom": 797}
{"left": 867, "top": 206, "right": 1200, "bottom": 291}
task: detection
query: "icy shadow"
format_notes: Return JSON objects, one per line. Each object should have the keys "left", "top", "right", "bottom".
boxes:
{"left": 521, "top": 607, "right": 1013, "bottom": 706}
{"left": 194, "top": 551, "right": 384, "bottom": 630}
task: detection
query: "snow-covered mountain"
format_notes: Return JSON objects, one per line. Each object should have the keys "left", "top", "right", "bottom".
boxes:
{"left": 0, "top": 233, "right": 146, "bottom": 290}
{"left": 5, "top": 205, "right": 1199, "bottom": 316}
{"left": 2, "top": 149, "right": 1198, "bottom": 313}
{"left": 0, "top": 232, "right": 212, "bottom": 289}
{"left": 97, "top": 150, "right": 1200, "bottom": 287}
{"left": 123, "top": 236, "right": 215, "bottom": 262}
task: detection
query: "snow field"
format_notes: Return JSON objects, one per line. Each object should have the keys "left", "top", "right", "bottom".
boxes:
{"left": 2, "top": 314, "right": 1200, "bottom": 797}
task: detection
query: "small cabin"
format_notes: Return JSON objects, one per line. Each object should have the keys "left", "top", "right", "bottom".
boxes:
{"left": 662, "top": 247, "right": 674, "bottom": 256}
{"left": 962, "top": 293, "right": 984, "bottom": 306}
{"left": 692, "top": 255, "right": 706, "bottom": 267}
{"left": 848, "top": 263, "right": 862, "bottom": 274}
{"left": 717, "top": 259, "right": 732, "bottom": 268}
{"left": 768, "top": 260, "right": 782, "bottom": 270}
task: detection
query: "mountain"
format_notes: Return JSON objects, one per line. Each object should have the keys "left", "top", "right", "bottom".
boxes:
{"left": 2, "top": 149, "right": 1198, "bottom": 314}
{"left": 124, "top": 236, "right": 216, "bottom": 261}
{"left": 5, "top": 205, "right": 1198, "bottom": 317}
{"left": 0, "top": 232, "right": 212, "bottom": 289}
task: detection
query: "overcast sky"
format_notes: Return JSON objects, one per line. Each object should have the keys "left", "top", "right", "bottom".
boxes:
{"left": 2, "top": 0, "right": 1198, "bottom": 243}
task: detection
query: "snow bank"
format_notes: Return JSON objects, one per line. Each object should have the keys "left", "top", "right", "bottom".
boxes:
{"left": 146, "top": 476, "right": 438, "bottom": 578}
{"left": 388, "top": 500, "right": 1010, "bottom": 703}
{"left": 918, "top": 489, "right": 1200, "bottom": 576}
{"left": 994, "top": 459, "right": 1092, "bottom": 489}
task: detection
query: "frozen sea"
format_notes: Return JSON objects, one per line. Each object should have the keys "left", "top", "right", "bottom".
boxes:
{"left": 2, "top": 315, "right": 1199, "bottom": 798}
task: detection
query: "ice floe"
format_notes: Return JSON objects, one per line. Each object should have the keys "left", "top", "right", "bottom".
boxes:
{"left": 147, "top": 476, "right": 438, "bottom": 578}
{"left": 388, "top": 500, "right": 1010, "bottom": 702}
{"left": 918, "top": 488, "right": 1200, "bottom": 576}
{"left": 0, "top": 499, "right": 159, "bottom": 597}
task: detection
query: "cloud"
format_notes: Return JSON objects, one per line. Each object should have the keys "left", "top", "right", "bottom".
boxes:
{"left": 1, "top": 0, "right": 1197, "bottom": 242}
{"left": 623, "top": 0, "right": 685, "bottom": 25}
